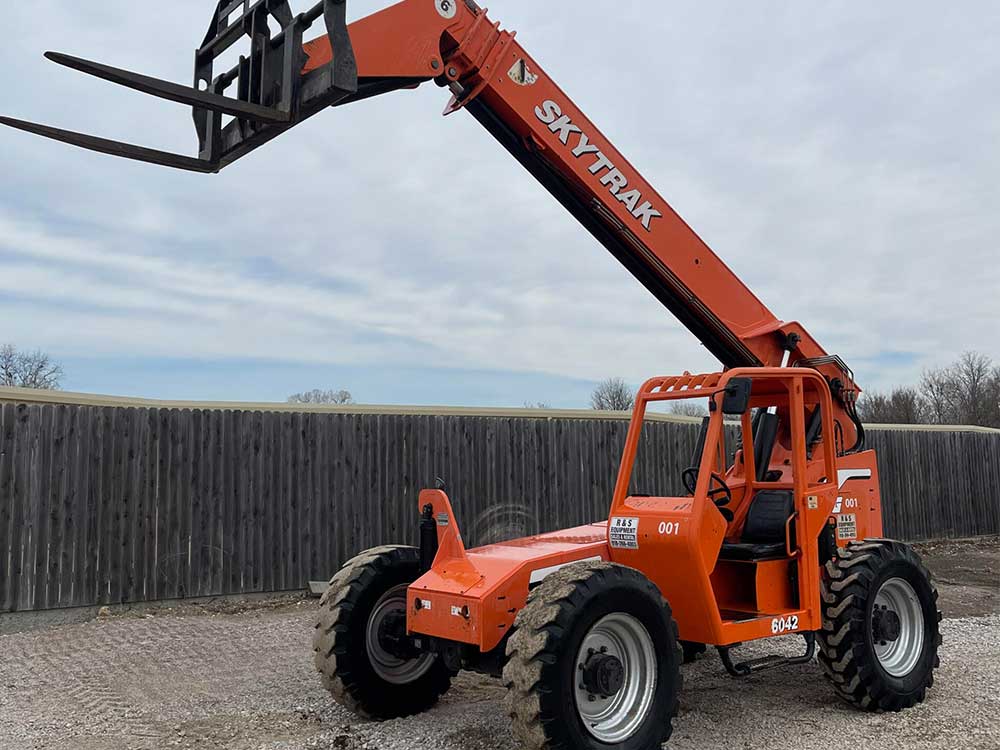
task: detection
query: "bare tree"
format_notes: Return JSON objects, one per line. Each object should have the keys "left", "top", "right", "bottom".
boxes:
{"left": 921, "top": 366, "right": 956, "bottom": 425}
{"left": 991, "top": 366, "right": 1000, "bottom": 429}
{"left": 852, "top": 351, "right": 999, "bottom": 428}
{"left": 287, "top": 389, "right": 355, "bottom": 405}
{"left": 0, "top": 344, "right": 64, "bottom": 390}
{"left": 591, "top": 378, "right": 634, "bottom": 411}
{"left": 919, "top": 351, "right": 1000, "bottom": 428}
{"left": 950, "top": 351, "right": 1000, "bottom": 428}
{"left": 669, "top": 401, "right": 708, "bottom": 418}
{"left": 856, "top": 387, "right": 927, "bottom": 425}
{"left": 523, "top": 401, "right": 552, "bottom": 409}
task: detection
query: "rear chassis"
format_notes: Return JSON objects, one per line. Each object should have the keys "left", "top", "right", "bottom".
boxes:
{"left": 405, "top": 488, "right": 611, "bottom": 675}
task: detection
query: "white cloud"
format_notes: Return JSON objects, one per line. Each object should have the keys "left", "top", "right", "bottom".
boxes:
{"left": 1, "top": 0, "right": 997, "bottom": 399}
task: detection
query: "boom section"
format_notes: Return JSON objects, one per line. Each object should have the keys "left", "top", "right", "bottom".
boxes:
{"left": 463, "top": 58, "right": 780, "bottom": 371}
{"left": 318, "top": 1, "right": 786, "bottom": 368}
{"left": 308, "top": 1, "right": 849, "bottom": 381}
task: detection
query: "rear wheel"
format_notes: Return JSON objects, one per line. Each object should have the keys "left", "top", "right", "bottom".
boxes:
{"left": 818, "top": 539, "right": 942, "bottom": 711}
{"left": 313, "top": 545, "right": 453, "bottom": 719}
{"left": 503, "top": 561, "right": 682, "bottom": 750}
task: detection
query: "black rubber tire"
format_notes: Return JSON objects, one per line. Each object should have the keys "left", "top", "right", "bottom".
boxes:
{"left": 313, "top": 545, "right": 453, "bottom": 720}
{"left": 503, "top": 561, "right": 682, "bottom": 750}
{"left": 818, "top": 539, "right": 942, "bottom": 711}
{"left": 681, "top": 641, "right": 707, "bottom": 664}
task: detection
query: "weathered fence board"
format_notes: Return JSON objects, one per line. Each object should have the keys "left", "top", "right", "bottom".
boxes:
{"left": 0, "top": 398, "right": 997, "bottom": 614}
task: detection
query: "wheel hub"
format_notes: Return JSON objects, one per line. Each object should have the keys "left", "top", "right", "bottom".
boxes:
{"left": 872, "top": 606, "right": 902, "bottom": 644}
{"left": 871, "top": 577, "right": 925, "bottom": 678}
{"left": 582, "top": 651, "right": 626, "bottom": 697}
{"left": 377, "top": 609, "right": 419, "bottom": 660}
{"left": 573, "top": 613, "right": 658, "bottom": 744}
{"left": 365, "top": 585, "right": 436, "bottom": 685}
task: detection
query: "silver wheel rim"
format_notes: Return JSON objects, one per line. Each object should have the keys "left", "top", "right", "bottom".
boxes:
{"left": 873, "top": 577, "right": 925, "bottom": 678}
{"left": 365, "top": 585, "right": 435, "bottom": 684}
{"left": 574, "top": 613, "right": 657, "bottom": 744}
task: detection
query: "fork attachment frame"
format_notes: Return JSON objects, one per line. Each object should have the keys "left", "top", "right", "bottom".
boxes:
{"left": 0, "top": 0, "right": 358, "bottom": 173}
{"left": 193, "top": 0, "right": 358, "bottom": 170}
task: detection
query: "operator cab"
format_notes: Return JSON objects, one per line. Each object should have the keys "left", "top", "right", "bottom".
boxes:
{"left": 614, "top": 370, "right": 841, "bottom": 645}
{"left": 667, "top": 377, "right": 829, "bottom": 564}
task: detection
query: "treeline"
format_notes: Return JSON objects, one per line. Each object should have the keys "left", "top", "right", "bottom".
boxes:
{"left": 858, "top": 352, "right": 999, "bottom": 428}
{"left": 0, "top": 344, "right": 63, "bottom": 390}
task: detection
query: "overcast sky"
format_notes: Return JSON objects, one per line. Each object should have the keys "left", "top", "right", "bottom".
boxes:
{"left": 1, "top": 1, "right": 997, "bottom": 407}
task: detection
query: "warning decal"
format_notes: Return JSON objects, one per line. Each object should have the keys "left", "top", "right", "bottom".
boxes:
{"left": 837, "top": 514, "right": 858, "bottom": 540}
{"left": 610, "top": 517, "right": 640, "bottom": 549}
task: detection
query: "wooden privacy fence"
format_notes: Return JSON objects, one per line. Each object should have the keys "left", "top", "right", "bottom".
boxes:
{"left": 0, "top": 391, "right": 997, "bottom": 614}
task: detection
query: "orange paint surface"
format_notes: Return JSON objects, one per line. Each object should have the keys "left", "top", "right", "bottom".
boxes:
{"left": 295, "top": 2, "right": 886, "bottom": 655}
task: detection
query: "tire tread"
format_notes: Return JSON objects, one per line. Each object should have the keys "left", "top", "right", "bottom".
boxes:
{"left": 502, "top": 561, "right": 681, "bottom": 750}
{"left": 312, "top": 545, "right": 452, "bottom": 720}
{"left": 817, "top": 539, "right": 942, "bottom": 712}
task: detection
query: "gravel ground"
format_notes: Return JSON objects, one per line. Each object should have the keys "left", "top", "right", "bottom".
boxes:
{"left": 0, "top": 604, "right": 997, "bottom": 750}
{"left": 1, "top": 539, "right": 996, "bottom": 749}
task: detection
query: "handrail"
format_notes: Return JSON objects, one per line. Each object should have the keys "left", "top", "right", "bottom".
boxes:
{"left": 785, "top": 512, "right": 801, "bottom": 559}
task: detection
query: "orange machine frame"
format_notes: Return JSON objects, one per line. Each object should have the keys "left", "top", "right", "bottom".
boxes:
{"left": 409, "top": 369, "right": 882, "bottom": 653}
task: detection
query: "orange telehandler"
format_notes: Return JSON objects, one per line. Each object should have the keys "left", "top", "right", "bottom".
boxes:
{"left": 2, "top": 2, "right": 942, "bottom": 747}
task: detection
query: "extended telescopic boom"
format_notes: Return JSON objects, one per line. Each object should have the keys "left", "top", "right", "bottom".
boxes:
{"left": 0, "top": 0, "right": 865, "bottom": 448}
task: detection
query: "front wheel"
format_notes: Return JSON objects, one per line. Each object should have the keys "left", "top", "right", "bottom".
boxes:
{"left": 503, "top": 561, "right": 682, "bottom": 750}
{"left": 818, "top": 539, "right": 942, "bottom": 711}
{"left": 313, "top": 545, "right": 453, "bottom": 719}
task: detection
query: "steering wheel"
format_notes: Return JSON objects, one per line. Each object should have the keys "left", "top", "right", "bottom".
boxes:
{"left": 681, "top": 467, "right": 733, "bottom": 508}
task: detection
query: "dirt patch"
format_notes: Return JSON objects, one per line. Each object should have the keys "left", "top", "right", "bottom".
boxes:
{"left": 915, "top": 536, "right": 999, "bottom": 617}
{"left": 90, "top": 592, "right": 313, "bottom": 620}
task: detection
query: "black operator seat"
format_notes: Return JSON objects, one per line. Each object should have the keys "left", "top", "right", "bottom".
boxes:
{"left": 719, "top": 490, "right": 795, "bottom": 561}
{"left": 719, "top": 411, "right": 794, "bottom": 561}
